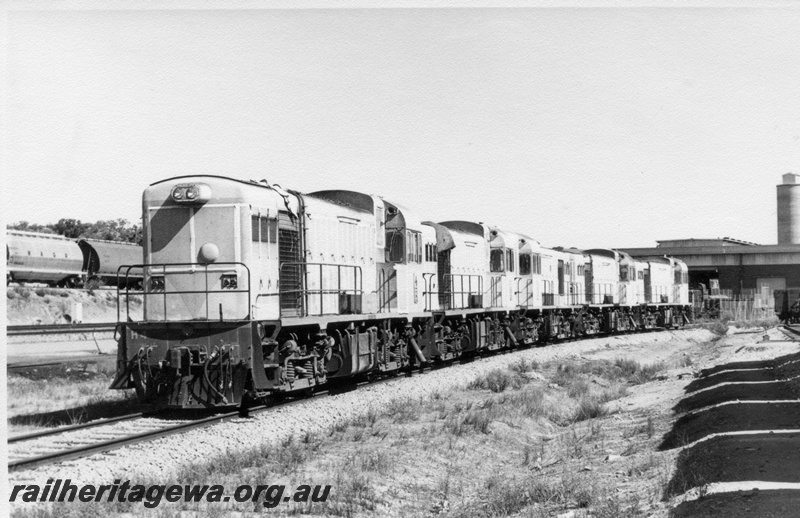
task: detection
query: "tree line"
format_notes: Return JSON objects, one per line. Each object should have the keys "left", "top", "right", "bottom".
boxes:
{"left": 7, "top": 218, "right": 143, "bottom": 245}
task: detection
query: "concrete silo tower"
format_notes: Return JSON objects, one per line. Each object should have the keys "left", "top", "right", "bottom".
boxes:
{"left": 777, "top": 173, "right": 800, "bottom": 244}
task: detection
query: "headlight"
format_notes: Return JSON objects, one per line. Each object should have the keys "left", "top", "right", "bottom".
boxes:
{"left": 221, "top": 274, "right": 238, "bottom": 289}
{"left": 149, "top": 276, "right": 165, "bottom": 291}
{"left": 171, "top": 183, "right": 211, "bottom": 203}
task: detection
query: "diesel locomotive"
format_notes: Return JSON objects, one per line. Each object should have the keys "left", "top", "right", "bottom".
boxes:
{"left": 111, "top": 175, "right": 690, "bottom": 408}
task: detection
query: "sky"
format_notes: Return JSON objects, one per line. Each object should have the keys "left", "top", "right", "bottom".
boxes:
{"left": 4, "top": 1, "right": 800, "bottom": 249}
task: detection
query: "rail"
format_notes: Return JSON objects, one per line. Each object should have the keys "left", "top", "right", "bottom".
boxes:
{"left": 8, "top": 408, "right": 255, "bottom": 473}
{"left": 117, "top": 263, "right": 251, "bottom": 322}
{"left": 7, "top": 322, "right": 116, "bottom": 336}
{"left": 8, "top": 375, "right": 392, "bottom": 473}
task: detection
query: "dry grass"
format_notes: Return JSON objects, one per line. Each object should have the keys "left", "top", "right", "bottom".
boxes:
{"left": 7, "top": 362, "right": 140, "bottom": 435}
{"left": 467, "top": 368, "right": 528, "bottom": 392}
{"left": 11, "top": 337, "right": 694, "bottom": 517}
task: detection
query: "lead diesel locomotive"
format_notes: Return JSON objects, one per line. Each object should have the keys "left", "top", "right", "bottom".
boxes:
{"left": 111, "top": 175, "right": 690, "bottom": 408}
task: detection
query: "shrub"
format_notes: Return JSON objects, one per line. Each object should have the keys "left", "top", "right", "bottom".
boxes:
{"left": 35, "top": 288, "right": 46, "bottom": 297}
{"left": 444, "top": 410, "right": 492, "bottom": 436}
{"left": 573, "top": 397, "right": 608, "bottom": 422}
{"left": 509, "top": 357, "right": 538, "bottom": 374}
{"left": 567, "top": 378, "right": 591, "bottom": 398}
{"left": 614, "top": 358, "right": 665, "bottom": 384}
{"left": 468, "top": 368, "right": 526, "bottom": 393}
{"left": 505, "top": 387, "right": 548, "bottom": 418}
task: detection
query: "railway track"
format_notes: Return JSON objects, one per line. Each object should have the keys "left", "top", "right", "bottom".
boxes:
{"left": 6, "top": 377, "right": 387, "bottom": 474}
{"left": 6, "top": 327, "right": 685, "bottom": 473}
{"left": 7, "top": 322, "right": 117, "bottom": 336}
{"left": 7, "top": 408, "right": 258, "bottom": 473}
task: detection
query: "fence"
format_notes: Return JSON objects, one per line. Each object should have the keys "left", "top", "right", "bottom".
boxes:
{"left": 697, "top": 286, "right": 776, "bottom": 321}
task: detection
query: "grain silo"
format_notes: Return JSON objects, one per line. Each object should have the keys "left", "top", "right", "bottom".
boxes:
{"left": 777, "top": 173, "right": 800, "bottom": 244}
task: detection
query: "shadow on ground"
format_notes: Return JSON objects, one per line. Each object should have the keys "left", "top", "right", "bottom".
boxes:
{"left": 663, "top": 347, "right": 800, "bottom": 516}
{"left": 8, "top": 397, "right": 150, "bottom": 430}
{"left": 684, "top": 369, "right": 781, "bottom": 393}
{"left": 670, "top": 489, "right": 800, "bottom": 518}
{"left": 695, "top": 352, "right": 800, "bottom": 379}
{"left": 665, "top": 433, "right": 800, "bottom": 498}
{"left": 674, "top": 351, "right": 800, "bottom": 413}
{"left": 674, "top": 382, "right": 798, "bottom": 413}
{"left": 661, "top": 400, "right": 800, "bottom": 450}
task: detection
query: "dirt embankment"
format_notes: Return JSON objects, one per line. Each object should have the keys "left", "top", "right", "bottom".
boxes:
{"left": 5, "top": 287, "right": 141, "bottom": 325}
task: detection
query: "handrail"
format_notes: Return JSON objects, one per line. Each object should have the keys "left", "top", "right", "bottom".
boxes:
{"left": 422, "top": 273, "right": 483, "bottom": 310}
{"left": 514, "top": 276, "right": 534, "bottom": 307}
{"left": 489, "top": 275, "right": 503, "bottom": 308}
{"left": 116, "top": 262, "right": 251, "bottom": 323}
{"left": 422, "top": 272, "right": 436, "bottom": 311}
{"left": 278, "top": 262, "right": 362, "bottom": 317}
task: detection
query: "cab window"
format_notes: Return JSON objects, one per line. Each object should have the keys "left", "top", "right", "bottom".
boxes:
{"left": 490, "top": 249, "right": 504, "bottom": 272}
{"left": 406, "top": 231, "right": 422, "bottom": 263}
{"left": 532, "top": 254, "right": 541, "bottom": 275}
{"left": 386, "top": 231, "right": 404, "bottom": 263}
{"left": 519, "top": 254, "right": 531, "bottom": 275}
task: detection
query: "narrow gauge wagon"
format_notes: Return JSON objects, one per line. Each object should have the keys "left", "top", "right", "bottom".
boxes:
{"left": 78, "top": 238, "right": 143, "bottom": 288}
{"left": 6, "top": 231, "right": 144, "bottom": 288}
{"left": 6, "top": 231, "right": 84, "bottom": 287}
{"left": 111, "top": 175, "right": 691, "bottom": 409}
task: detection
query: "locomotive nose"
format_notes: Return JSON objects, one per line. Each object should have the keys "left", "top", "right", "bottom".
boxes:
{"left": 198, "top": 242, "right": 220, "bottom": 263}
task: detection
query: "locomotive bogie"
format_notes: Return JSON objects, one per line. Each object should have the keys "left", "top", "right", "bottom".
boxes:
{"left": 110, "top": 321, "right": 252, "bottom": 408}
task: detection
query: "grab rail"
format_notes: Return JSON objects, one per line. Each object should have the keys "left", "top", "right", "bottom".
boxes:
{"left": 116, "top": 262, "right": 251, "bottom": 322}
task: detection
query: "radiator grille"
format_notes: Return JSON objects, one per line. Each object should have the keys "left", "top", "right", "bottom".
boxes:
{"left": 278, "top": 212, "right": 303, "bottom": 316}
